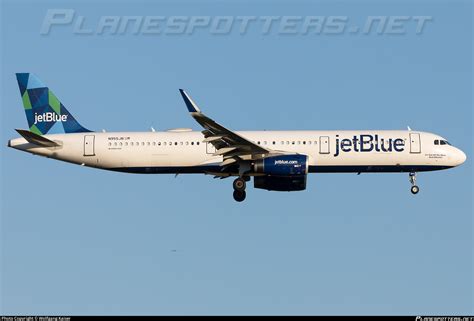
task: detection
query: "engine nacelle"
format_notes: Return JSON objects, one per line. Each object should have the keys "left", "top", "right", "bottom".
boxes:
{"left": 253, "top": 154, "right": 308, "bottom": 191}
{"left": 254, "top": 175, "right": 307, "bottom": 191}
{"left": 253, "top": 154, "right": 308, "bottom": 176}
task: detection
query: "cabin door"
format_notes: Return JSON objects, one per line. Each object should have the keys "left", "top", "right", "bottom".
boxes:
{"left": 409, "top": 133, "right": 421, "bottom": 153}
{"left": 84, "top": 135, "right": 95, "bottom": 156}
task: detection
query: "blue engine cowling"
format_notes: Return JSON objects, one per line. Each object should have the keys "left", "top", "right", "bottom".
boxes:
{"left": 254, "top": 175, "right": 306, "bottom": 191}
{"left": 253, "top": 154, "right": 308, "bottom": 176}
{"left": 253, "top": 154, "right": 308, "bottom": 191}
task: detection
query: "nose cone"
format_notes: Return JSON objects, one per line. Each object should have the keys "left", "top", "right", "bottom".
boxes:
{"left": 453, "top": 148, "right": 467, "bottom": 166}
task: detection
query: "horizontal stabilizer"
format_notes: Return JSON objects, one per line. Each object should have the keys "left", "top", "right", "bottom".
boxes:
{"left": 15, "top": 129, "right": 60, "bottom": 147}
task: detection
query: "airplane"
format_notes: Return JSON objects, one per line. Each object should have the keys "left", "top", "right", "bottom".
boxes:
{"left": 8, "top": 73, "right": 467, "bottom": 202}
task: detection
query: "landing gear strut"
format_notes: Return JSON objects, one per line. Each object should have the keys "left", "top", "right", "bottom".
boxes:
{"left": 233, "top": 177, "right": 247, "bottom": 202}
{"left": 409, "top": 172, "right": 420, "bottom": 195}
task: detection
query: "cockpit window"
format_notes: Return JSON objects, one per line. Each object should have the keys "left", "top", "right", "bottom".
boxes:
{"left": 435, "top": 139, "right": 451, "bottom": 146}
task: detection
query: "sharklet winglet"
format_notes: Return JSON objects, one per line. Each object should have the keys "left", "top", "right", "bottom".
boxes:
{"left": 179, "top": 89, "right": 201, "bottom": 113}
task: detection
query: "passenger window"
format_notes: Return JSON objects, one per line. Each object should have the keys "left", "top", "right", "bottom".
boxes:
{"left": 147, "top": 142, "right": 150, "bottom": 146}
{"left": 303, "top": 141, "right": 306, "bottom": 145}
{"left": 197, "top": 142, "right": 200, "bottom": 145}
{"left": 186, "top": 142, "right": 189, "bottom": 145}
{"left": 119, "top": 142, "right": 123, "bottom": 146}
{"left": 175, "top": 142, "right": 178, "bottom": 146}
{"left": 158, "top": 142, "right": 161, "bottom": 146}
{"left": 191, "top": 142, "right": 194, "bottom": 145}
{"left": 272, "top": 141, "right": 276, "bottom": 145}
{"left": 125, "top": 142, "right": 128, "bottom": 146}
{"left": 108, "top": 142, "right": 111, "bottom": 146}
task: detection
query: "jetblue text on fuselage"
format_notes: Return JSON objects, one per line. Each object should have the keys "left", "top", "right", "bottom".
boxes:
{"left": 34, "top": 112, "right": 67, "bottom": 124}
{"left": 334, "top": 134, "right": 405, "bottom": 157}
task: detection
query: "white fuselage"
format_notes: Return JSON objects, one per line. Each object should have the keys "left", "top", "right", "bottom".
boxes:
{"left": 8, "top": 129, "right": 466, "bottom": 174}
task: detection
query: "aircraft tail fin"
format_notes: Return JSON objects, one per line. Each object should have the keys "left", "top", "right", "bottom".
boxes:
{"left": 15, "top": 73, "right": 91, "bottom": 135}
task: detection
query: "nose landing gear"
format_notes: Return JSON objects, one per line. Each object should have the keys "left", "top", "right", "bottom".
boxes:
{"left": 233, "top": 177, "right": 247, "bottom": 202}
{"left": 409, "top": 172, "right": 420, "bottom": 195}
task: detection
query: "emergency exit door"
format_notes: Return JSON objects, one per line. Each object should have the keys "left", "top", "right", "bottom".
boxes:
{"left": 84, "top": 135, "right": 95, "bottom": 156}
{"left": 319, "top": 136, "right": 330, "bottom": 154}
{"left": 409, "top": 133, "right": 421, "bottom": 153}
{"left": 206, "top": 142, "right": 216, "bottom": 154}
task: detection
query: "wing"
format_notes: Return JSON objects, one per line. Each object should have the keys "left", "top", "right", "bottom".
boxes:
{"left": 179, "top": 89, "right": 278, "bottom": 167}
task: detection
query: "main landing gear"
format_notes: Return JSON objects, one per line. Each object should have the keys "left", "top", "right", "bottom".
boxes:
{"left": 233, "top": 177, "right": 248, "bottom": 202}
{"left": 409, "top": 172, "right": 420, "bottom": 195}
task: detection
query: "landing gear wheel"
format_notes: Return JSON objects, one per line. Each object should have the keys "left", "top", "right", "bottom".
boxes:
{"left": 233, "top": 178, "right": 246, "bottom": 192}
{"left": 409, "top": 172, "right": 419, "bottom": 195}
{"left": 233, "top": 190, "right": 246, "bottom": 202}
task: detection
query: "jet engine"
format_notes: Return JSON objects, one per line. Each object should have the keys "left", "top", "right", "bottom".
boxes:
{"left": 253, "top": 154, "right": 308, "bottom": 191}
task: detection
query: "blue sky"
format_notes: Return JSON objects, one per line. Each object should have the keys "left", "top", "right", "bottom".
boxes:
{"left": 1, "top": 0, "right": 472, "bottom": 315}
